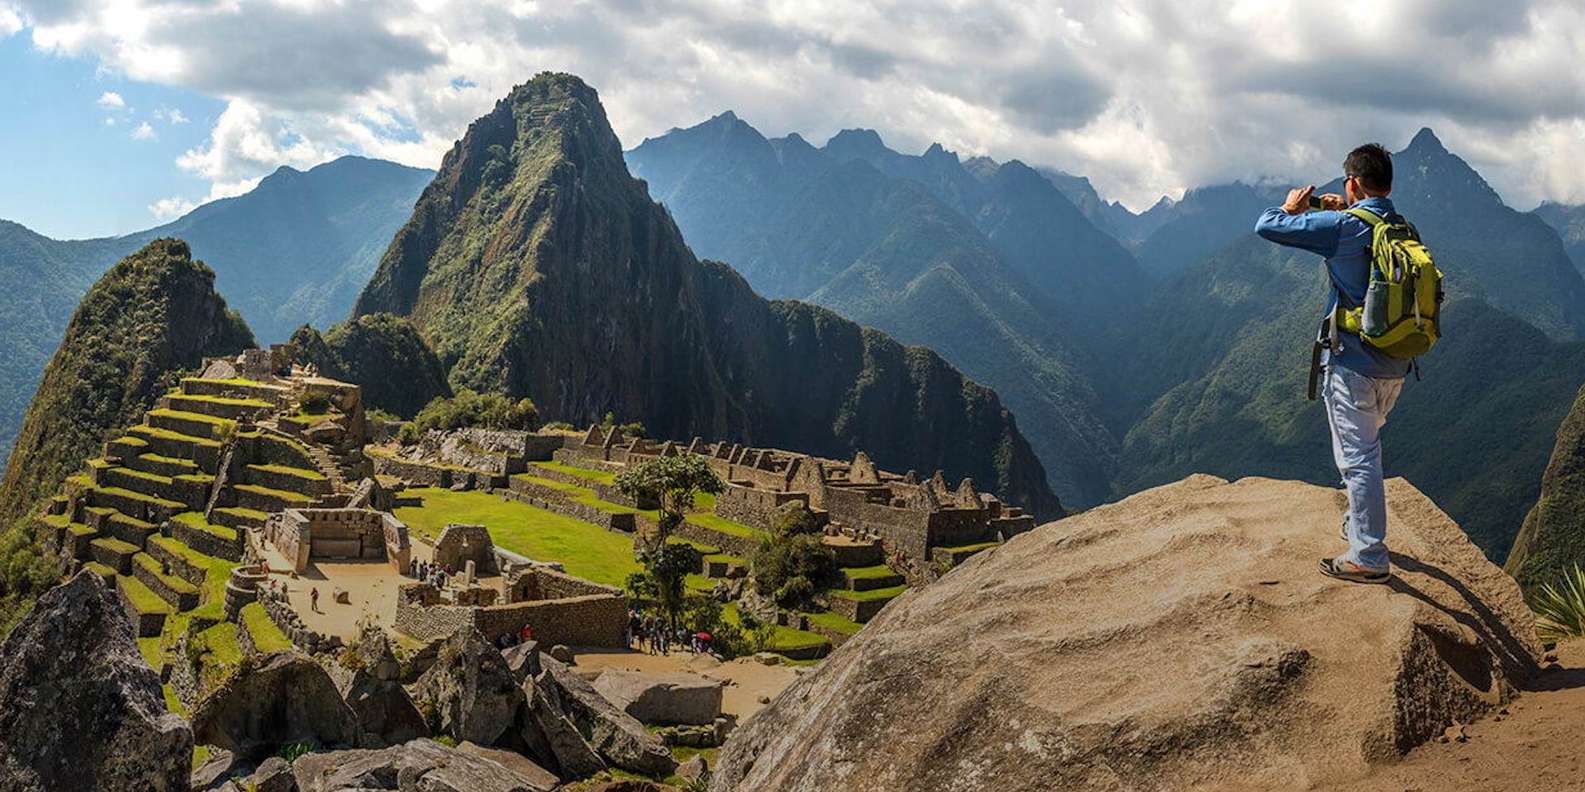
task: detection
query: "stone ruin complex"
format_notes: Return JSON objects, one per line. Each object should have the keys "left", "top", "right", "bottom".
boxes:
{"left": 555, "top": 425, "right": 1035, "bottom": 583}
{"left": 262, "top": 507, "right": 411, "bottom": 574}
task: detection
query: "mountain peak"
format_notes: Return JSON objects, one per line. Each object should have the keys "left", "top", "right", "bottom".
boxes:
{"left": 922, "top": 142, "right": 958, "bottom": 164}
{"left": 825, "top": 128, "right": 889, "bottom": 157}
{"left": 1407, "top": 127, "right": 1446, "bottom": 154}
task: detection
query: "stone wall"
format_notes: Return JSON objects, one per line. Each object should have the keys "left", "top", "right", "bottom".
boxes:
{"left": 370, "top": 453, "right": 503, "bottom": 490}
{"left": 259, "top": 587, "right": 343, "bottom": 655}
{"left": 170, "top": 517, "right": 243, "bottom": 561}
{"left": 394, "top": 579, "right": 628, "bottom": 648}
{"left": 264, "top": 508, "right": 411, "bottom": 573}
{"left": 715, "top": 484, "right": 811, "bottom": 533}
{"left": 499, "top": 486, "right": 636, "bottom": 533}
{"left": 432, "top": 523, "right": 497, "bottom": 575}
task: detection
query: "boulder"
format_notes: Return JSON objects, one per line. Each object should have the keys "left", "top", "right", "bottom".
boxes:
{"left": 191, "top": 652, "right": 359, "bottom": 758}
{"left": 456, "top": 741, "right": 560, "bottom": 790}
{"left": 539, "top": 656, "right": 675, "bottom": 777}
{"left": 410, "top": 628, "right": 522, "bottom": 745}
{"left": 332, "top": 664, "right": 428, "bottom": 748}
{"left": 593, "top": 670, "right": 724, "bottom": 725}
{"left": 292, "top": 738, "right": 555, "bottom": 792}
{"left": 189, "top": 748, "right": 239, "bottom": 790}
{"left": 549, "top": 644, "right": 573, "bottom": 663}
{"left": 503, "top": 640, "right": 542, "bottom": 683}
{"left": 711, "top": 477, "right": 1544, "bottom": 792}
{"left": 0, "top": 570, "right": 192, "bottom": 791}
{"left": 517, "top": 668, "right": 606, "bottom": 779}
{"left": 220, "top": 757, "right": 294, "bottom": 792}
{"left": 677, "top": 753, "right": 708, "bottom": 782}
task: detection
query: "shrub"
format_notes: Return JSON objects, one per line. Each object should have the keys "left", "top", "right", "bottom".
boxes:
{"left": 1533, "top": 564, "right": 1585, "bottom": 642}
{"left": 298, "top": 391, "right": 332, "bottom": 415}
{"left": 750, "top": 532, "right": 839, "bottom": 611}
{"left": 406, "top": 389, "right": 539, "bottom": 437}
{"left": 771, "top": 503, "right": 819, "bottom": 537}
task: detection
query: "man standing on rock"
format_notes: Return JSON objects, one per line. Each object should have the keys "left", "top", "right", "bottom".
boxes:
{"left": 1255, "top": 143, "right": 1409, "bottom": 584}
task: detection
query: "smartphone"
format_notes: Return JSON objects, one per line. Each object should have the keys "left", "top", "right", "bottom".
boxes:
{"left": 1307, "top": 195, "right": 1324, "bottom": 210}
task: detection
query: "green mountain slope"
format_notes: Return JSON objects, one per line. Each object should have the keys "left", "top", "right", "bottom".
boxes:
{"left": 0, "top": 157, "right": 430, "bottom": 461}
{"left": 355, "top": 73, "right": 1061, "bottom": 519}
{"left": 290, "top": 313, "right": 452, "bottom": 418}
{"left": 627, "top": 112, "right": 1133, "bottom": 507}
{"left": 1506, "top": 386, "right": 1585, "bottom": 591}
{"left": 0, "top": 238, "right": 254, "bottom": 527}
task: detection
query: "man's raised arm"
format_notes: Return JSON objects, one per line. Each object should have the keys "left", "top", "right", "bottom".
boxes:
{"left": 1254, "top": 185, "right": 1344, "bottom": 258}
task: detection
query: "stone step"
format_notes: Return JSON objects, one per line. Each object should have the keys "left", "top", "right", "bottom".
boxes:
{"left": 124, "top": 453, "right": 198, "bottom": 478}
{"left": 89, "top": 536, "right": 140, "bottom": 575}
{"left": 104, "top": 434, "right": 150, "bottom": 461}
{"left": 229, "top": 483, "right": 315, "bottom": 513}
{"left": 114, "top": 574, "right": 171, "bottom": 638}
{"left": 243, "top": 464, "right": 332, "bottom": 496}
{"left": 85, "top": 486, "right": 183, "bottom": 527}
{"left": 169, "top": 513, "right": 242, "bottom": 562}
{"left": 841, "top": 565, "right": 906, "bottom": 591}
{"left": 146, "top": 409, "right": 233, "bottom": 441}
{"left": 145, "top": 536, "right": 209, "bottom": 588}
{"left": 211, "top": 506, "right": 270, "bottom": 531}
{"left": 131, "top": 552, "right": 201, "bottom": 611}
{"left": 126, "top": 425, "right": 223, "bottom": 471}
{"left": 99, "top": 467, "right": 208, "bottom": 511}
{"left": 165, "top": 393, "right": 274, "bottom": 421}
{"left": 928, "top": 541, "right": 1001, "bottom": 568}
{"left": 102, "top": 511, "right": 158, "bottom": 548}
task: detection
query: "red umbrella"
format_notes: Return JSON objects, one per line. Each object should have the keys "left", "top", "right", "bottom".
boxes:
{"left": 694, "top": 632, "right": 712, "bottom": 641}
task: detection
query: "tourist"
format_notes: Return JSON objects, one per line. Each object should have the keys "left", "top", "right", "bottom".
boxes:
{"left": 310, "top": 587, "right": 320, "bottom": 613}
{"left": 519, "top": 623, "right": 534, "bottom": 644}
{"left": 627, "top": 609, "right": 641, "bottom": 649}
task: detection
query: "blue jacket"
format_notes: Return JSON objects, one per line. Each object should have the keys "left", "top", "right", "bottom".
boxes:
{"left": 1254, "top": 196, "right": 1412, "bottom": 379}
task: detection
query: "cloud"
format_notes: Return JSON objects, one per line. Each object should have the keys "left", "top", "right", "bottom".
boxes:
{"left": 96, "top": 91, "right": 124, "bottom": 109}
{"left": 153, "top": 107, "right": 189, "bottom": 124}
{"left": 130, "top": 121, "right": 154, "bottom": 140}
{"left": 17, "top": 0, "right": 1585, "bottom": 210}
{"left": 0, "top": 6, "right": 21, "bottom": 37}
{"left": 148, "top": 196, "right": 195, "bottom": 222}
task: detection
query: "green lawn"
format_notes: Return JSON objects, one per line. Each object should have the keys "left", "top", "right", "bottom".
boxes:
{"left": 395, "top": 488, "right": 640, "bottom": 587}
{"left": 512, "top": 474, "right": 761, "bottom": 539}
{"left": 248, "top": 463, "right": 327, "bottom": 481}
{"left": 173, "top": 511, "right": 239, "bottom": 543}
{"left": 803, "top": 610, "right": 863, "bottom": 636}
{"left": 842, "top": 564, "right": 900, "bottom": 580}
{"left": 828, "top": 584, "right": 908, "bottom": 602}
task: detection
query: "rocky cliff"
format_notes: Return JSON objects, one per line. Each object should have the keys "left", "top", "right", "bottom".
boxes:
{"left": 1506, "top": 385, "right": 1585, "bottom": 590}
{"left": 711, "top": 475, "right": 1540, "bottom": 792}
{"left": 354, "top": 73, "right": 1059, "bottom": 518}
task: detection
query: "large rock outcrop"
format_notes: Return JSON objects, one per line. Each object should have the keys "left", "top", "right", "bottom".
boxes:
{"left": 289, "top": 738, "right": 555, "bottom": 792}
{"left": 410, "top": 628, "right": 524, "bottom": 746}
{"left": 0, "top": 570, "right": 192, "bottom": 791}
{"left": 191, "top": 653, "right": 359, "bottom": 758}
{"left": 712, "top": 475, "right": 1542, "bottom": 792}
{"left": 1506, "top": 384, "right": 1585, "bottom": 591}
{"left": 351, "top": 72, "right": 1059, "bottom": 519}
{"left": 593, "top": 670, "right": 724, "bottom": 726}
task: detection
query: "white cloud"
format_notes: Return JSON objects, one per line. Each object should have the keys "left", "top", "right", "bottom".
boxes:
{"left": 148, "top": 196, "right": 195, "bottom": 222}
{"left": 130, "top": 121, "right": 154, "bottom": 140}
{"left": 96, "top": 90, "right": 125, "bottom": 109}
{"left": 0, "top": 6, "right": 22, "bottom": 37}
{"left": 19, "top": 0, "right": 1585, "bottom": 210}
{"left": 154, "top": 107, "right": 188, "bottom": 124}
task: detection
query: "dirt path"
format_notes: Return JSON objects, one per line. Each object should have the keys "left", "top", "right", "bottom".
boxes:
{"left": 1330, "top": 640, "right": 1585, "bottom": 791}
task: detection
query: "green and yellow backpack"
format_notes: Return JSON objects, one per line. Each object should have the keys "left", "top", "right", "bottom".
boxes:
{"left": 1335, "top": 207, "right": 1444, "bottom": 358}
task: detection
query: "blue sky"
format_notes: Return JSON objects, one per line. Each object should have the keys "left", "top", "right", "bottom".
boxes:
{"left": 0, "top": 35, "right": 223, "bottom": 238}
{"left": 3, "top": 1, "right": 1584, "bottom": 240}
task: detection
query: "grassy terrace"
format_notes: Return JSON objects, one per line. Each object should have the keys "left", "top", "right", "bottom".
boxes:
{"left": 531, "top": 460, "right": 616, "bottom": 484}
{"left": 129, "top": 425, "right": 222, "bottom": 448}
{"left": 171, "top": 393, "right": 273, "bottom": 409}
{"left": 240, "top": 602, "right": 292, "bottom": 654}
{"left": 843, "top": 564, "right": 899, "bottom": 580}
{"left": 173, "top": 511, "right": 238, "bottom": 542}
{"left": 93, "top": 485, "right": 184, "bottom": 510}
{"left": 511, "top": 473, "right": 762, "bottom": 539}
{"left": 148, "top": 408, "right": 234, "bottom": 428}
{"left": 395, "top": 488, "right": 640, "bottom": 587}
{"left": 247, "top": 463, "right": 327, "bottom": 480}
{"left": 182, "top": 376, "right": 266, "bottom": 387}
{"left": 722, "top": 603, "right": 827, "bottom": 651}
{"left": 828, "top": 584, "right": 909, "bottom": 603}
{"left": 803, "top": 610, "right": 863, "bottom": 636}
{"left": 148, "top": 535, "right": 237, "bottom": 621}
{"left": 231, "top": 483, "right": 315, "bottom": 504}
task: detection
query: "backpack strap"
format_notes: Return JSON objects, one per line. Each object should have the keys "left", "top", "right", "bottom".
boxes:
{"left": 1345, "top": 207, "right": 1385, "bottom": 227}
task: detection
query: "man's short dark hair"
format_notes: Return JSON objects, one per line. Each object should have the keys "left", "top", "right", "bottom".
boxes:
{"left": 1344, "top": 143, "right": 1393, "bottom": 192}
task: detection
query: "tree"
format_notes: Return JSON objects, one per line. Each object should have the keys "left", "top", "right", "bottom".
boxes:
{"left": 615, "top": 454, "right": 724, "bottom": 629}
{"left": 750, "top": 502, "right": 838, "bottom": 610}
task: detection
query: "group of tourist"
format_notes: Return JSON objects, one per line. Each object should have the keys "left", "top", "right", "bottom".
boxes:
{"left": 628, "top": 609, "right": 714, "bottom": 656}
{"left": 411, "top": 558, "right": 456, "bottom": 589}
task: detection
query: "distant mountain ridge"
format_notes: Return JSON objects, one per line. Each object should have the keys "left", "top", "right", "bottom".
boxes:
{"left": 1534, "top": 201, "right": 1585, "bottom": 277}
{"left": 0, "top": 156, "right": 431, "bottom": 461}
{"left": 627, "top": 111, "right": 1142, "bottom": 507}
{"left": 356, "top": 74, "right": 1061, "bottom": 518}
